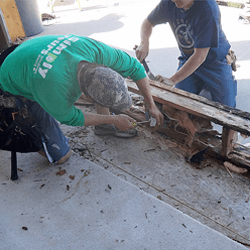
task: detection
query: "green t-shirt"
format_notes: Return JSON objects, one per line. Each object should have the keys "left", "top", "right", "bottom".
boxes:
{"left": 0, "top": 34, "right": 146, "bottom": 126}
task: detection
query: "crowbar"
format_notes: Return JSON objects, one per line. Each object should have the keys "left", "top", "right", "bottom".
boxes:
{"left": 141, "top": 59, "right": 158, "bottom": 81}
{"left": 134, "top": 45, "right": 157, "bottom": 81}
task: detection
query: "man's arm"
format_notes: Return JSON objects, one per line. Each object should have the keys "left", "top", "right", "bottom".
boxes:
{"left": 83, "top": 77, "right": 164, "bottom": 128}
{"left": 135, "top": 77, "right": 164, "bottom": 126}
{"left": 83, "top": 113, "right": 136, "bottom": 131}
{"left": 134, "top": 19, "right": 165, "bottom": 126}
{"left": 135, "top": 18, "right": 154, "bottom": 62}
{"left": 160, "top": 47, "right": 210, "bottom": 86}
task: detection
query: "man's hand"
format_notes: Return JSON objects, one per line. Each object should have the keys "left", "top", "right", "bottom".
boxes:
{"left": 111, "top": 114, "right": 137, "bottom": 131}
{"left": 135, "top": 44, "right": 149, "bottom": 63}
{"left": 84, "top": 112, "right": 136, "bottom": 130}
{"left": 135, "top": 19, "right": 153, "bottom": 62}
{"left": 135, "top": 77, "right": 164, "bottom": 127}
{"left": 169, "top": 47, "right": 210, "bottom": 85}
{"left": 156, "top": 75, "right": 175, "bottom": 87}
{"left": 147, "top": 103, "right": 164, "bottom": 127}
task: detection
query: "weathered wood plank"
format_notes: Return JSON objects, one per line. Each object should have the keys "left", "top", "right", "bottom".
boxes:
{"left": 126, "top": 95, "right": 250, "bottom": 169}
{"left": 126, "top": 80, "right": 250, "bottom": 136}
{"left": 222, "top": 127, "right": 236, "bottom": 156}
{"left": 149, "top": 80, "right": 250, "bottom": 120}
{"left": 0, "top": 0, "right": 26, "bottom": 41}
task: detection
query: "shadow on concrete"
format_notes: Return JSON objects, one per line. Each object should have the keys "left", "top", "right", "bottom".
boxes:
{"left": 51, "top": 0, "right": 109, "bottom": 12}
{"left": 52, "top": 5, "right": 107, "bottom": 13}
{"left": 81, "top": 5, "right": 108, "bottom": 11}
{"left": 123, "top": 46, "right": 180, "bottom": 80}
{"left": 231, "top": 40, "right": 250, "bottom": 61}
{"left": 40, "top": 13, "right": 124, "bottom": 37}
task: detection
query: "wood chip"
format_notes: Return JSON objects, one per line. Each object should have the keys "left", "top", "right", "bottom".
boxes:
{"left": 157, "top": 195, "right": 162, "bottom": 200}
{"left": 83, "top": 170, "right": 90, "bottom": 177}
{"left": 223, "top": 161, "right": 248, "bottom": 174}
{"left": 55, "top": 169, "right": 66, "bottom": 176}
{"left": 69, "top": 175, "right": 75, "bottom": 180}
{"left": 223, "top": 163, "right": 234, "bottom": 178}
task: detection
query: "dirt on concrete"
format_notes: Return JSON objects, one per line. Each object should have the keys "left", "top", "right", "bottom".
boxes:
{"left": 61, "top": 102, "right": 250, "bottom": 246}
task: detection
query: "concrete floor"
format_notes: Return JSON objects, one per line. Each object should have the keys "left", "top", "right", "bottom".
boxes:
{"left": 1, "top": 0, "right": 250, "bottom": 249}
{"left": 0, "top": 148, "right": 247, "bottom": 250}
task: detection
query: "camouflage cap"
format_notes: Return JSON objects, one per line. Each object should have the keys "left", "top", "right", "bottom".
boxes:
{"left": 78, "top": 61, "right": 132, "bottom": 112}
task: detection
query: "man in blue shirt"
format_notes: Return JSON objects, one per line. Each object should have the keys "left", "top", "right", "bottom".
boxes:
{"left": 136, "top": 0, "right": 237, "bottom": 108}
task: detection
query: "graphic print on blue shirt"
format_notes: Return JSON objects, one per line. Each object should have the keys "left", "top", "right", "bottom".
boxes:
{"left": 174, "top": 20, "right": 194, "bottom": 55}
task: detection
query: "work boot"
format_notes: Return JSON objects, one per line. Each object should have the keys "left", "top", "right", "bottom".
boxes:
{"left": 94, "top": 124, "right": 137, "bottom": 138}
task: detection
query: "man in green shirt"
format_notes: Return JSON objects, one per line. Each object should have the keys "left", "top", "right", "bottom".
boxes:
{"left": 0, "top": 34, "right": 163, "bottom": 164}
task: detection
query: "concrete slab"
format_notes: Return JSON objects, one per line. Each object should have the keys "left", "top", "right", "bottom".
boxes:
{"left": 1, "top": 0, "right": 250, "bottom": 249}
{"left": 0, "top": 152, "right": 247, "bottom": 250}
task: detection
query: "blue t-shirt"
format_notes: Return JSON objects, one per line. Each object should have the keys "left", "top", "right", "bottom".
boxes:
{"left": 148, "top": 0, "right": 230, "bottom": 64}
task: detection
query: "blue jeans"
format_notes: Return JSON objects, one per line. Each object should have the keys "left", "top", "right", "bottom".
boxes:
{"left": 25, "top": 100, "right": 70, "bottom": 163}
{"left": 175, "top": 58, "right": 237, "bottom": 108}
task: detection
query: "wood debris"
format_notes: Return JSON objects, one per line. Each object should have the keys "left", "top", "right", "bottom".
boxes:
{"left": 55, "top": 169, "right": 66, "bottom": 176}
{"left": 223, "top": 161, "right": 247, "bottom": 174}
{"left": 126, "top": 78, "right": 250, "bottom": 172}
{"left": 69, "top": 175, "right": 75, "bottom": 180}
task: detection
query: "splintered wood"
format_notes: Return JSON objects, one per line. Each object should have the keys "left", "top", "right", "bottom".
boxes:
{"left": 127, "top": 79, "right": 250, "bottom": 135}
{"left": 126, "top": 79, "right": 250, "bottom": 170}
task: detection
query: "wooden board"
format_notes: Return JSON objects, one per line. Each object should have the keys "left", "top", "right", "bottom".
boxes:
{"left": 149, "top": 80, "right": 250, "bottom": 120}
{"left": 126, "top": 79, "right": 250, "bottom": 137}
{"left": 126, "top": 79, "right": 250, "bottom": 169}
{"left": 0, "top": 0, "right": 25, "bottom": 41}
